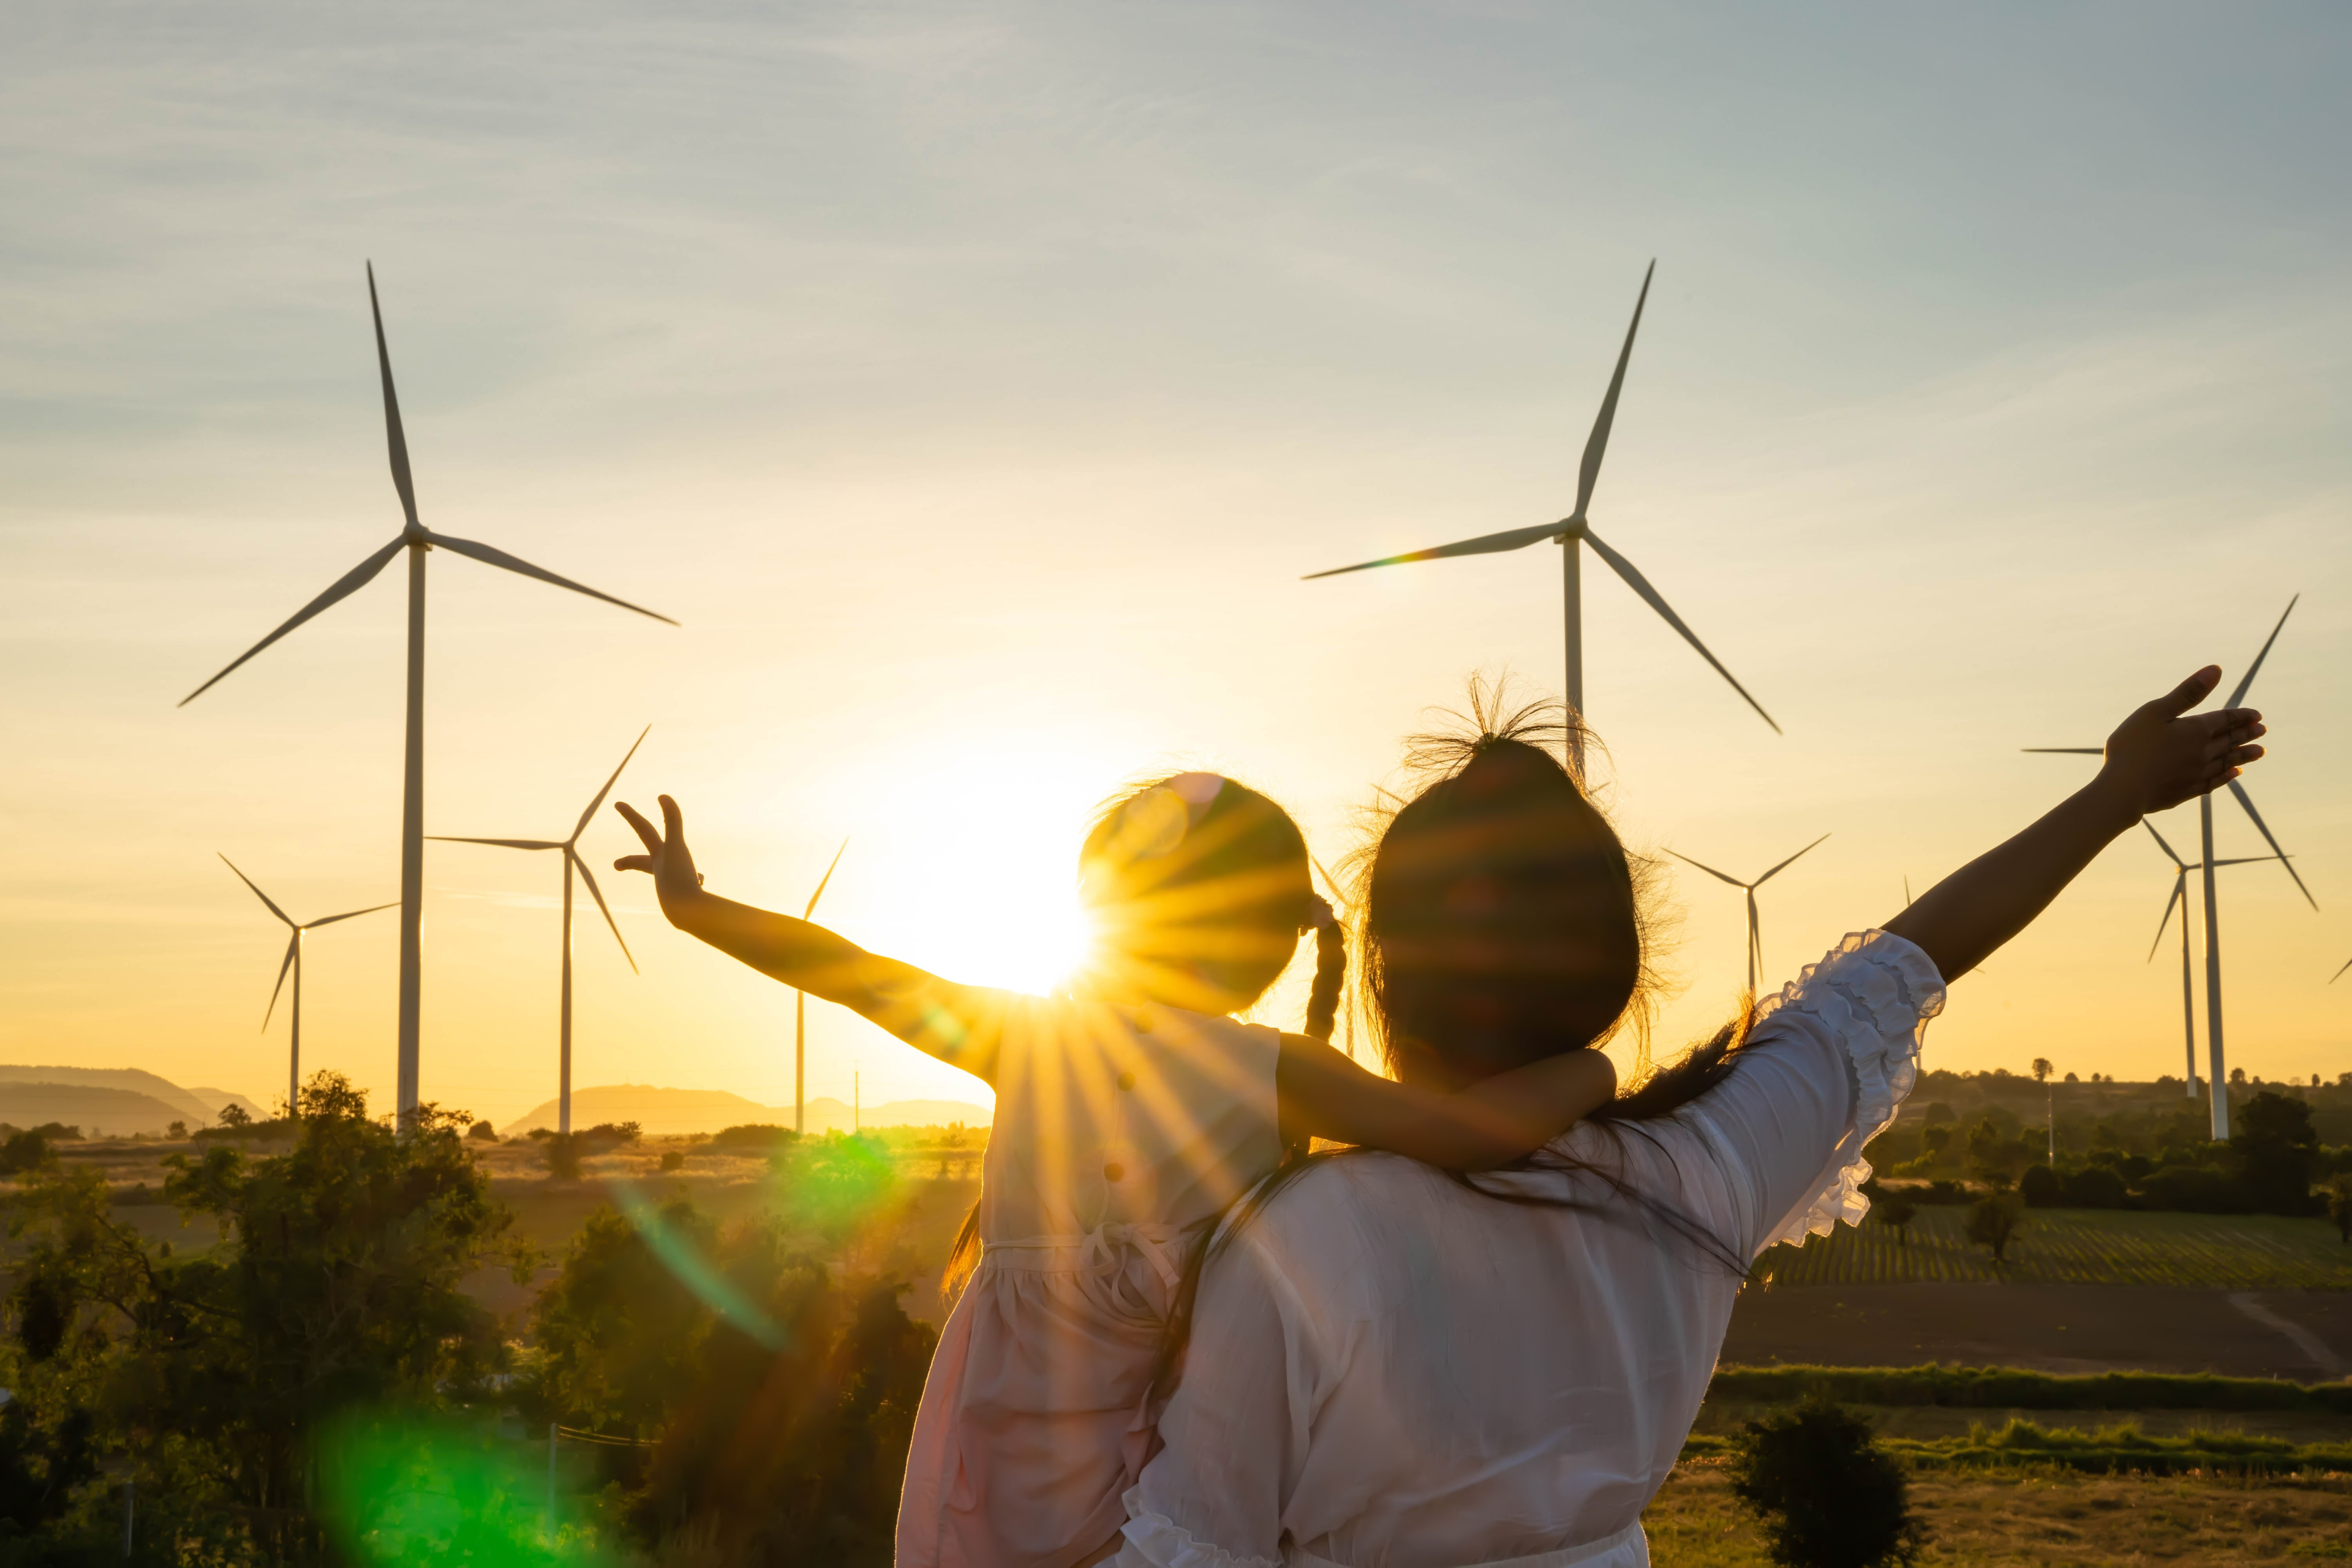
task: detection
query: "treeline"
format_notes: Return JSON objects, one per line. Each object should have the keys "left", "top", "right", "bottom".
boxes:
{"left": 0, "top": 1073, "right": 936, "bottom": 1565}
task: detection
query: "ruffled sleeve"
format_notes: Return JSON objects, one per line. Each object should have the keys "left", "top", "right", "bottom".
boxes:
{"left": 1114, "top": 1494, "right": 1282, "bottom": 1568}
{"left": 1744, "top": 930, "right": 1946, "bottom": 1250}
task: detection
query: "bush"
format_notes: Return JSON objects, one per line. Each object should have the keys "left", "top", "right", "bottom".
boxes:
{"left": 544, "top": 1134, "right": 583, "bottom": 1183}
{"left": 660, "top": 1150, "right": 687, "bottom": 1172}
{"left": 2136, "top": 1164, "right": 2245, "bottom": 1214}
{"left": 468, "top": 1120, "right": 499, "bottom": 1142}
{"left": 0, "top": 1129, "right": 53, "bottom": 1175}
{"left": 709, "top": 1124, "right": 797, "bottom": 1155}
{"left": 2017, "top": 1164, "right": 2064, "bottom": 1208}
{"left": 1728, "top": 1396, "right": 1924, "bottom": 1568}
{"left": 2063, "top": 1166, "right": 2128, "bottom": 1208}
{"left": 1964, "top": 1190, "right": 2022, "bottom": 1264}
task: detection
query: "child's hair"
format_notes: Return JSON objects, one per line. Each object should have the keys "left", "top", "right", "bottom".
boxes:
{"left": 943, "top": 771, "right": 1342, "bottom": 1305}
{"left": 1076, "top": 772, "right": 1335, "bottom": 1025}
{"left": 1360, "top": 688, "right": 1658, "bottom": 1077}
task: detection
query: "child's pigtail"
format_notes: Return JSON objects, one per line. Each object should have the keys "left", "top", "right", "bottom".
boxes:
{"left": 1303, "top": 895, "right": 1345, "bottom": 1042}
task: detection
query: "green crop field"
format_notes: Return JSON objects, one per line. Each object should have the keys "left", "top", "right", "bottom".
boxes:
{"left": 1756, "top": 1207, "right": 2352, "bottom": 1289}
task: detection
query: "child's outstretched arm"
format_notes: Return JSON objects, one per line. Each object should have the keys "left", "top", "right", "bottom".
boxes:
{"left": 1884, "top": 666, "right": 2266, "bottom": 981}
{"left": 1276, "top": 1034, "right": 1618, "bottom": 1170}
{"left": 614, "top": 795, "right": 1007, "bottom": 1084}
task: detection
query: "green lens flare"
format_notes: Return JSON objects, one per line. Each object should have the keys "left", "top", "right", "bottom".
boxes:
{"left": 318, "top": 1412, "right": 606, "bottom": 1567}
{"left": 608, "top": 1176, "right": 789, "bottom": 1349}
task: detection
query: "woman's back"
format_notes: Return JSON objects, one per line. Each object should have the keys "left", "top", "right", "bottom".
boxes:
{"left": 1121, "top": 932, "right": 1944, "bottom": 1568}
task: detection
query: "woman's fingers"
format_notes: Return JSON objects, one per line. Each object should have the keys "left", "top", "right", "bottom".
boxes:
{"left": 2155, "top": 666, "right": 2223, "bottom": 718}
{"left": 660, "top": 794, "right": 684, "bottom": 841}
{"left": 614, "top": 854, "right": 654, "bottom": 873}
{"left": 614, "top": 801, "right": 663, "bottom": 854}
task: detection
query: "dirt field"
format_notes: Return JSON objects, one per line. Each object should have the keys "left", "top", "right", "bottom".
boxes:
{"left": 1642, "top": 1461, "right": 2352, "bottom": 1565}
{"left": 1724, "top": 1284, "right": 2352, "bottom": 1381}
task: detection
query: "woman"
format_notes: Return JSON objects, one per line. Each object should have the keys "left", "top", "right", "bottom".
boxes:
{"left": 1109, "top": 668, "right": 2264, "bottom": 1568}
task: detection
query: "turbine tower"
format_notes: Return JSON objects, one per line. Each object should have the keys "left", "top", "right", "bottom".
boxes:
{"left": 179, "top": 266, "right": 676, "bottom": 1126}
{"left": 795, "top": 840, "right": 849, "bottom": 1137}
{"left": 219, "top": 856, "right": 394, "bottom": 1118}
{"left": 2142, "top": 820, "right": 2286, "bottom": 1097}
{"left": 2024, "top": 597, "right": 2313, "bottom": 1137}
{"left": 1303, "top": 262, "right": 1777, "bottom": 769}
{"left": 1665, "top": 835, "right": 1828, "bottom": 992}
{"left": 431, "top": 727, "right": 649, "bottom": 1136}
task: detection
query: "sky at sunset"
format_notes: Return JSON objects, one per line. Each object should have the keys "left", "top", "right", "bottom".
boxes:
{"left": 6, "top": 4, "right": 2350, "bottom": 1128}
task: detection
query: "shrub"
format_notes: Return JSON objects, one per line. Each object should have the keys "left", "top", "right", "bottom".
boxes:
{"left": 1728, "top": 1396, "right": 1924, "bottom": 1568}
{"left": 1964, "top": 1189, "right": 2022, "bottom": 1264}
{"left": 2136, "top": 1164, "right": 2245, "bottom": 1214}
{"left": 544, "top": 1134, "right": 583, "bottom": 1183}
{"left": 709, "top": 1124, "right": 796, "bottom": 1155}
{"left": 468, "top": 1120, "right": 499, "bottom": 1142}
{"left": 2328, "top": 1175, "right": 2352, "bottom": 1243}
{"left": 2062, "top": 1166, "right": 2128, "bottom": 1208}
{"left": 0, "top": 1129, "right": 53, "bottom": 1175}
{"left": 660, "top": 1150, "right": 687, "bottom": 1172}
{"left": 2018, "top": 1164, "right": 2064, "bottom": 1208}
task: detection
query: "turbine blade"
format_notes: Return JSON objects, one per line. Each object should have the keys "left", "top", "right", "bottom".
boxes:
{"left": 1574, "top": 259, "right": 1655, "bottom": 521}
{"left": 1582, "top": 528, "right": 1781, "bottom": 733}
{"left": 1902, "top": 876, "right": 1912, "bottom": 908}
{"left": 2149, "top": 875, "right": 2185, "bottom": 963}
{"left": 178, "top": 537, "right": 407, "bottom": 706}
{"left": 219, "top": 854, "right": 295, "bottom": 928}
{"left": 2333, "top": 956, "right": 2351, "bottom": 984}
{"left": 575, "top": 725, "right": 652, "bottom": 840}
{"left": 2143, "top": 818, "right": 2188, "bottom": 867}
{"left": 2226, "top": 780, "right": 2318, "bottom": 909}
{"left": 263, "top": 933, "right": 297, "bottom": 1031}
{"left": 366, "top": 262, "right": 420, "bottom": 530}
{"left": 426, "top": 836, "right": 562, "bottom": 850}
{"left": 1753, "top": 833, "right": 1831, "bottom": 886}
{"left": 1301, "top": 519, "right": 1570, "bottom": 580}
{"left": 306, "top": 900, "right": 399, "bottom": 928}
{"left": 1663, "top": 848, "right": 1747, "bottom": 888}
{"left": 2021, "top": 747, "right": 2102, "bottom": 755}
{"left": 2209, "top": 854, "right": 2291, "bottom": 867}
{"left": 571, "top": 851, "right": 637, "bottom": 974}
{"left": 427, "top": 532, "right": 679, "bottom": 625}
{"left": 804, "top": 837, "right": 850, "bottom": 919}
{"left": 2225, "top": 595, "right": 2298, "bottom": 708}
{"left": 1745, "top": 888, "right": 1761, "bottom": 976}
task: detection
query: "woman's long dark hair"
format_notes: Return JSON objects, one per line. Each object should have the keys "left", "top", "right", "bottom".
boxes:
{"left": 1153, "top": 687, "right": 1754, "bottom": 1402}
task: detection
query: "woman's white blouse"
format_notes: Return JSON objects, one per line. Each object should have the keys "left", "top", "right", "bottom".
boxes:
{"left": 1112, "top": 931, "right": 1945, "bottom": 1568}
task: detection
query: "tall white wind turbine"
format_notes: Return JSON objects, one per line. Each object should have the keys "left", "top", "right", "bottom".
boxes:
{"left": 2024, "top": 597, "right": 2314, "bottom": 1137}
{"left": 179, "top": 266, "right": 676, "bottom": 1126}
{"left": 431, "top": 727, "right": 649, "bottom": 1137}
{"left": 2142, "top": 820, "right": 2286, "bottom": 1097}
{"left": 1665, "top": 835, "right": 1828, "bottom": 992}
{"left": 1303, "top": 262, "right": 1777, "bottom": 769}
{"left": 795, "top": 840, "right": 848, "bottom": 1137}
{"left": 219, "top": 856, "right": 394, "bottom": 1118}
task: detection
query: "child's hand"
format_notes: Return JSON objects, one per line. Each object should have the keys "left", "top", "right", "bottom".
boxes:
{"left": 2092, "top": 666, "right": 2266, "bottom": 822}
{"left": 614, "top": 795, "right": 707, "bottom": 919}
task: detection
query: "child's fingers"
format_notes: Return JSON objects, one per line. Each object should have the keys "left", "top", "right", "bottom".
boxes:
{"left": 614, "top": 801, "right": 663, "bottom": 853}
{"left": 660, "top": 794, "right": 685, "bottom": 841}
{"left": 614, "top": 854, "right": 654, "bottom": 874}
{"left": 2154, "top": 666, "right": 2223, "bottom": 718}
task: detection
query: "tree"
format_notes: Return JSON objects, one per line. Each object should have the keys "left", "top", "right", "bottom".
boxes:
{"left": 2231, "top": 1090, "right": 2321, "bottom": 1215}
{"left": 1875, "top": 1194, "right": 1917, "bottom": 1247}
{"left": 468, "top": 1119, "right": 499, "bottom": 1142}
{"left": 167, "top": 1120, "right": 187, "bottom": 1140}
{"left": 545, "top": 1132, "right": 584, "bottom": 1182}
{"left": 2031, "top": 1058, "right": 2054, "bottom": 1164}
{"left": 1728, "top": 1395, "right": 1924, "bottom": 1568}
{"left": 2328, "top": 1175, "right": 2352, "bottom": 1244}
{"left": 6, "top": 1070, "right": 532, "bottom": 1559}
{"left": 216, "top": 1102, "right": 252, "bottom": 1129}
{"left": 1966, "top": 1186, "right": 2024, "bottom": 1264}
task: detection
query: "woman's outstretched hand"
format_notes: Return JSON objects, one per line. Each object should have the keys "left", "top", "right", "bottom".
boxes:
{"left": 614, "top": 795, "right": 706, "bottom": 922}
{"left": 2090, "top": 666, "right": 2266, "bottom": 823}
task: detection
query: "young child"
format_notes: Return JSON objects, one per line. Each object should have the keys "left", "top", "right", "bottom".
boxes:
{"left": 612, "top": 771, "right": 1619, "bottom": 1568}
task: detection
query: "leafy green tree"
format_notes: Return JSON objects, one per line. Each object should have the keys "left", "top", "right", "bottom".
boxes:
{"left": 2327, "top": 1174, "right": 2352, "bottom": 1243}
{"left": 1728, "top": 1395, "right": 1924, "bottom": 1567}
{"left": 1965, "top": 1185, "right": 2024, "bottom": 1264}
{"left": 6, "top": 1071, "right": 531, "bottom": 1561}
{"left": 2231, "top": 1090, "right": 2321, "bottom": 1215}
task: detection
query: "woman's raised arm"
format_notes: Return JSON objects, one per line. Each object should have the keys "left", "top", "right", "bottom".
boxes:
{"left": 1883, "top": 666, "right": 2264, "bottom": 981}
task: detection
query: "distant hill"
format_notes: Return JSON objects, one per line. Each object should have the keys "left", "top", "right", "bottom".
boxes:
{"left": 0, "top": 1083, "right": 196, "bottom": 1137}
{"left": 498, "top": 1084, "right": 990, "bottom": 1138}
{"left": 0, "top": 1066, "right": 218, "bottom": 1129}
{"left": 187, "top": 1087, "right": 269, "bottom": 1123}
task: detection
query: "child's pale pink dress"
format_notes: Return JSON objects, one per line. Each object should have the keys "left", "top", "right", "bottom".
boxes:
{"left": 895, "top": 995, "right": 1284, "bottom": 1568}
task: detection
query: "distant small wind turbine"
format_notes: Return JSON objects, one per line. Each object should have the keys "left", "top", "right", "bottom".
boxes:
{"left": 219, "top": 856, "right": 394, "bottom": 1119}
{"left": 795, "top": 840, "right": 849, "bottom": 1137}
{"left": 1666, "top": 835, "right": 1829, "bottom": 992}
{"left": 430, "top": 727, "right": 649, "bottom": 1136}
{"left": 179, "top": 265, "right": 676, "bottom": 1126}
{"left": 1303, "top": 262, "right": 1777, "bottom": 769}
{"left": 2143, "top": 820, "right": 2286, "bottom": 1098}
{"left": 2025, "top": 597, "right": 2313, "bottom": 1137}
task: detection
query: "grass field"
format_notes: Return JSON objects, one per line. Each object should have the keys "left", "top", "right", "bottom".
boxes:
{"left": 1758, "top": 1207, "right": 2352, "bottom": 1289}
{"left": 1642, "top": 1461, "right": 2352, "bottom": 1566}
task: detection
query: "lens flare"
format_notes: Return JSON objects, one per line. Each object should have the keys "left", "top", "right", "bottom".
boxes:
{"left": 318, "top": 1412, "right": 608, "bottom": 1567}
{"left": 608, "top": 1177, "right": 788, "bottom": 1351}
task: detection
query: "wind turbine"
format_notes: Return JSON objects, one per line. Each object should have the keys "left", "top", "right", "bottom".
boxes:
{"left": 179, "top": 265, "right": 676, "bottom": 1126}
{"left": 219, "top": 856, "right": 394, "bottom": 1119}
{"left": 794, "top": 840, "right": 849, "bottom": 1136}
{"left": 2024, "top": 597, "right": 2313, "bottom": 1137}
{"left": 1303, "top": 262, "right": 1777, "bottom": 771}
{"left": 430, "top": 727, "right": 649, "bottom": 1137}
{"left": 2143, "top": 820, "right": 2287, "bottom": 1098}
{"left": 1665, "top": 835, "right": 1829, "bottom": 992}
